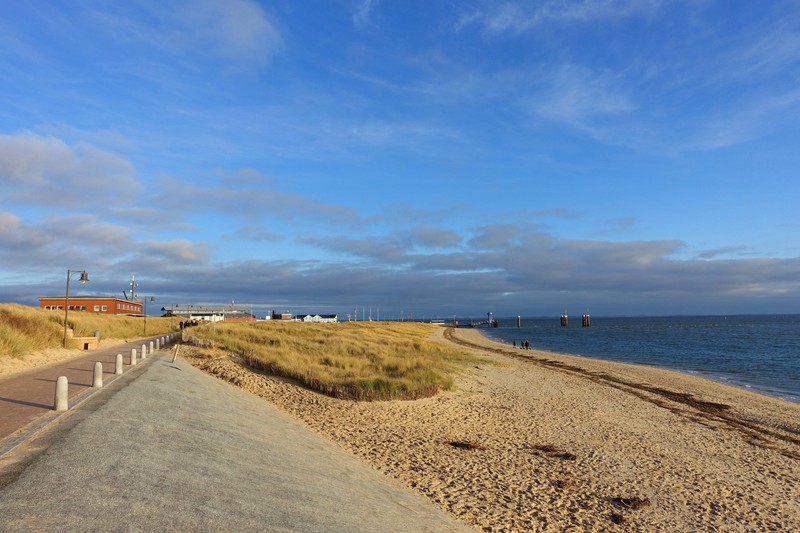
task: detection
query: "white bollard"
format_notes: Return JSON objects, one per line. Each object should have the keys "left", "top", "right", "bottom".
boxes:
{"left": 93, "top": 362, "right": 103, "bottom": 388}
{"left": 54, "top": 376, "right": 69, "bottom": 411}
{"left": 115, "top": 353, "right": 123, "bottom": 374}
{"left": 131, "top": 348, "right": 138, "bottom": 365}
{"left": 141, "top": 344, "right": 147, "bottom": 359}
{"left": 150, "top": 341, "right": 154, "bottom": 354}
{"left": 155, "top": 339, "right": 160, "bottom": 350}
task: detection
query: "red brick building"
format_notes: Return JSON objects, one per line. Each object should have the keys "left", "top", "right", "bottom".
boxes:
{"left": 38, "top": 297, "right": 143, "bottom": 315}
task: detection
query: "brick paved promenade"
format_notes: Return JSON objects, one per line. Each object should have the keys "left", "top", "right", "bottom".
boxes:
{"left": 0, "top": 334, "right": 174, "bottom": 455}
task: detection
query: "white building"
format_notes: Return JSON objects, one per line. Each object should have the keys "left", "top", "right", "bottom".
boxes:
{"left": 162, "top": 305, "right": 255, "bottom": 322}
{"left": 296, "top": 314, "right": 338, "bottom": 323}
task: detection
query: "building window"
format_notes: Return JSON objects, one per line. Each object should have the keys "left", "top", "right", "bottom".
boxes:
{"left": 102, "top": 305, "right": 108, "bottom": 312}
{"left": 81, "top": 306, "right": 86, "bottom": 311}
{"left": 94, "top": 305, "right": 100, "bottom": 312}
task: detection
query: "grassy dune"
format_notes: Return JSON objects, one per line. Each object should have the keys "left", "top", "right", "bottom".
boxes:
{"left": 0, "top": 303, "right": 180, "bottom": 358}
{"left": 1, "top": 303, "right": 487, "bottom": 401}
{"left": 190, "top": 320, "right": 487, "bottom": 401}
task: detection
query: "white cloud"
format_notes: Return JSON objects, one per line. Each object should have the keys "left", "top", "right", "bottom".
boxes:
{"left": 401, "top": 227, "right": 462, "bottom": 249}
{"left": 155, "top": 173, "right": 360, "bottom": 226}
{"left": 732, "top": 19, "right": 800, "bottom": 79}
{"left": 0, "top": 211, "right": 52, "bottom": 251}
{"left": 177, "top": 0, "right": 283, "bottom": 65}
{"left": 227, "top": 226, "right": 284, "bottom": 242}
{"left": 353, "top": 0, "right": 378, "bottom": 29}
{"left": 39, "top": 214, "right": 130, "bottom": 246}
{"left": 0, "top": 132, "right": 140, "bottom": 208}
{"left": 459, "top": 0, "right": 666, "bottom": 34}
{"left": 140, "top": 239, "right": 209, "bottom": 264}
{"left": 528, "top": 64, "right": 635, "bottom": 126}
{"left": 85, "top": 0, "right": 282, "bottom": 69}
{"left": 684, "top": 89, "right": 800, "bottom": 150}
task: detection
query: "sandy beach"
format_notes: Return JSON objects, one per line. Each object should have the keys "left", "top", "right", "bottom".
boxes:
{"left": 183, "top": 326, "right": 800, "bottom": 531}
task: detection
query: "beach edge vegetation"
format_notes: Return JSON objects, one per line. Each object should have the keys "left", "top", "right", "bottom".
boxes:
{"left": 0, "top": 303, "right": 180, "bottom": 358}
{"left": 189, "top": 321, "right": 487, "bottom": 401}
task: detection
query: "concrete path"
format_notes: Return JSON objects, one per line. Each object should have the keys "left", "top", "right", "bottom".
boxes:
{"left": 0, "top": 335, "right": 172, "bottom": 450}
{"left": 0, "top": 354, "right": 471, "bottom": 532}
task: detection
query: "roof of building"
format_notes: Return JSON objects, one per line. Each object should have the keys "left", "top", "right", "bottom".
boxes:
{"left": 38, "top": 296, "right": 142, "bottom": 303}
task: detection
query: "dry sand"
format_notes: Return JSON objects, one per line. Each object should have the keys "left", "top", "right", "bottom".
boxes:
{"left": 0, "top": 339, "right": 129, "bottom": 379}
{"left": 148, "top": 329, "right": 800, "bottom": 530}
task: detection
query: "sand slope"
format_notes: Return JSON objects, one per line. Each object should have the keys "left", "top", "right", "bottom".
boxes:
{"left": 185, "top": 327, "right": 800, "bottom": 532}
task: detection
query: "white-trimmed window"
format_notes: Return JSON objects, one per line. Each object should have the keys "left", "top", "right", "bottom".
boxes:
{"left": 102, "top": 305, "right": 108, "bottom": 312}
{"left": 94, "top": 305, "right": 100, "bottom": 312}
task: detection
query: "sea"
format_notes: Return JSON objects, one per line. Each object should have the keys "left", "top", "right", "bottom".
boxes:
{"left": 465, "top": 315, "right": 800, "bottom": 404}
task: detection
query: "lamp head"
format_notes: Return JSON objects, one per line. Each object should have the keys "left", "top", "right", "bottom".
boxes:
{"left": 79, "top": 271, "right": 89, "bottom": 284}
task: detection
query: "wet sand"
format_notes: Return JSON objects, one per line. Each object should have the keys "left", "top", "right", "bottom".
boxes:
{"left": 182, "top": 327, "right": 799, "bottom": 531}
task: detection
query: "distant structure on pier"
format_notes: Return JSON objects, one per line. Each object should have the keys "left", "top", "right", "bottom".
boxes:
{"left": 560, "top": 313, "right": 590, "bottom": 327}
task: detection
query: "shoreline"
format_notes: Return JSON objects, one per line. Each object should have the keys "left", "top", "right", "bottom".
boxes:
{"left": 186, "top": 326, "right": 800, "bottom": 531}
{"left": 455, "top": 327, "right": 800, "bottom": 422}
{"left": 478, "top": 320, "right": 800, "bottom": 405}
{"left": 483, "top": 333, "right": 800, "bottom": 405}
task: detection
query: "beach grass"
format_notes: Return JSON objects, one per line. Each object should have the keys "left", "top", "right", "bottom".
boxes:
{"left": 189, "top": 320, "right": 486, "bottom": 401}
{"left": 0, "top": 303, "right": 180, "bottom": 358}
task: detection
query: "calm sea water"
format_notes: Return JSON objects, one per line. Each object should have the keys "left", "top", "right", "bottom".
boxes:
{"left": 470, "top": 315, "right": 800, "bottom": 404}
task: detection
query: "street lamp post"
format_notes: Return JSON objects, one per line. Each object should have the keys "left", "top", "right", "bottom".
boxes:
{"left": 143, "top": 296, "right": 155, "bottom": 335}
{"left": 63, "top": 269, "right": 89, "bottom": 348}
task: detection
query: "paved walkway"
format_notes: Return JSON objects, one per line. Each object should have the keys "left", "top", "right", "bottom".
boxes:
{"left": 0, "top": 335, "right": 174, "bottom": 454}
{"left": 0, "top": 354, "right": 470, "bottom": 532}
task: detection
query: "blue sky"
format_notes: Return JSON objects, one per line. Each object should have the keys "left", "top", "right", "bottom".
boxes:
{"left": 1, "top": 0, "right": 799, "bottom": 318}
